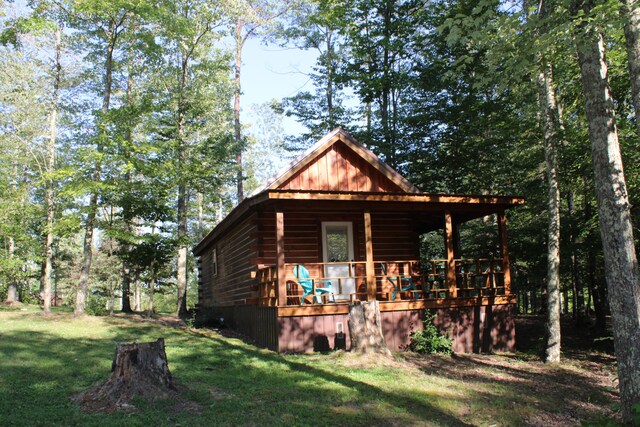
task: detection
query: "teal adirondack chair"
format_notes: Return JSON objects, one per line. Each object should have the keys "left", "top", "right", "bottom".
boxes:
{"left": 294, "top": 265, "right": 335, "bottom": 304}
{"left": 381, "top": 263, "right": 418, "bottom": 301}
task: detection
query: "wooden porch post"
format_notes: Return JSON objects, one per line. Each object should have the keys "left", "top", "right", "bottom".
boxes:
{"left": 364, "top": 211, "right": 376, "bottom": 301}
{"left": 497, "top": 210, "right": 512, "bottom": 294}
{"left": 444, "top": 211, "right": 458, "bottom": 298}
{"left": 276, "top": 211, "right": 286, "bottom": 306}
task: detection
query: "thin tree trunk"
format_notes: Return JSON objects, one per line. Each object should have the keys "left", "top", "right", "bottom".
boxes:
{"left": 621, "top": 0, "right": 640, "bottom": 138}
{"left": 326, "top": 30, "right": 334, "bottom": 125}
{"left": 176, "top": 53, "right": 189, "bottom": 318}
{"left": 217, "top": 197, "right": 224, "bottom": 224}
{"left": 147, "top": 259, "right": 155, "bottom": 318}
{"left": 531, "top": 0, "right": 562, "bottom": 363}
{"left": 235, "top": 18, "right": 244, "bottom": 204}
{"left": 121, "top": 261, "right": 132, "bottom": 312}
{"left": 121, "top": 51, "right": 136, "bottom": 314}
{"left": 76, "top": 22, "right": 117, "bottom": 316}
{"left": 572, "top": 0, "right": 640, "bottom": 419}
{"left": 568, "top": 191, "right": 586, "bottom": 324}
{"left": 6, "top": 157, "right": 19, "bottom": 303}
{"left": 43, "top": 26, "right": 61, "bottom": 315}
{"left": 197, "top": 192, "right": 204, "bottom": 240}
{"left": 6, "top": 237, "right": 17, "bottom": 303}
{"left": 537, "top": 62, "right": 562, "bottom": 363}
{"left": 134, "top": 270, "right": 140, "bottom": 312}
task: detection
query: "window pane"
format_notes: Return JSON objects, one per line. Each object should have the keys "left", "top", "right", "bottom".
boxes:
{"left": 326, "top": 227, "right": 348, "bottom": 262}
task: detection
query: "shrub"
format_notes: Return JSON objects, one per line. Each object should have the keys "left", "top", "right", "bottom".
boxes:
{"left": 633, "top": 403, "right": 640, "bottom": 425}
{"left": 409, "top": 313, "right": 452, "bottom": 355}
{"left": 85, "top": 294, "right": 110, "bottom": 316}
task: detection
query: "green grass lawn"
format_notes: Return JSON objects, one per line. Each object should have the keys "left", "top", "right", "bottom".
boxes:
{"left": 0, "top": 308, "right": 620, "bottom": 426}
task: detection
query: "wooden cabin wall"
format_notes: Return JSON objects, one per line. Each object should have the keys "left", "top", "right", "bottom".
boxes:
{"left": 279, "top": 142, "right": 402, "bottom": 193}
{"left": 257, "top": 210, "right": 366, "bottom": 266}
{"left": 255, "top": 209, "right": 419, "bottom": 269}
{"left": 197, "top": 212, "right": 258, "bottom": 316}
{"left": 371, "top": 212, "right": 420, "bottom": 261}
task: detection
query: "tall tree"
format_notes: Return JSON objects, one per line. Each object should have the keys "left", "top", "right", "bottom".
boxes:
{"left": 531, "top": 0, "right": 562, "bottom": 363}
{"left": 42, "top": 23, "right": 61, "bottom": 315}
{"left": 68, "top": 0, "right": 139, "bottom": 315}
{"left": 338, "top": 0, "right": 425, "bottom": 169}
{"left": 229, "top": 0, "right": 294, "bottom": 203}
{"left": 571, "top": 0, "right": 640, "bottom": 421}
{"left": 154, "top": 0, "right": 232, "bottom": 317}
{"left": 621, "top": 0, "right": 640, "bottom": 139}
{"left": 278, "top": 0, "right": 352, "bottom": 149}
{"left": 1, "top": 3, "right": 69, "bottom": 312}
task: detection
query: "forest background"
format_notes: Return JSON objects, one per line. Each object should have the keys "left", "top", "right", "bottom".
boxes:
{"left": 1, "top": 0, "right": 640, "bottom": 415}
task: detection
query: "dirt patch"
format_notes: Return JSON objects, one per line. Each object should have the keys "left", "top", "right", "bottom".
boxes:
{"left": 110, "top": 312, "right": 187, "bottom": 328}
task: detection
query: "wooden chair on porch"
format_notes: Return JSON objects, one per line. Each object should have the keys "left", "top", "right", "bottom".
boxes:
{"left": 381, "top": 263, "right": 419, "bottom": 301}
{"left": 293, "top": 265, "right": 335, "bottom": 304}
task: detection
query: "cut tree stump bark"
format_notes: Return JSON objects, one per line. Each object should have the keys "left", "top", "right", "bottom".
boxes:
{"left": 348, "top": 301, "right": 391, "bottom": 356}
{"left": 73, "top": 338, "right": 177, "bottom": 412}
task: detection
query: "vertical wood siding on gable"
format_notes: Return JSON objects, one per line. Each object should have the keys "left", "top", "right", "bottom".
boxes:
{"left": 279, "top": 142, "right": 404, "bottom": 193}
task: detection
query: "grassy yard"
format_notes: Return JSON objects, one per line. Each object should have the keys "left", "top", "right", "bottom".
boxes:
{"left": 0, "top": 307, "right": 620, "bottom": 426}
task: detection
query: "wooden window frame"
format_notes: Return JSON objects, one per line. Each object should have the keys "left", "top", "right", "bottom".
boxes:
{"left": 321, "top": 221, "right": 354, "bottom": 263}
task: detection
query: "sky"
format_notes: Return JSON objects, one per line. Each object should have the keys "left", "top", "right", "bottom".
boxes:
{"left": 240, "top": 38, "right": 318, "bottom": 136}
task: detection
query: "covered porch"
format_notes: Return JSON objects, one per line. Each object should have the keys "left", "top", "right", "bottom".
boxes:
{"left": 248, "top": 191, "right": 520, "bottom": 315}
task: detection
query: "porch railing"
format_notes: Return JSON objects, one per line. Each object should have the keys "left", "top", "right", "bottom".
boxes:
{"left": 254, "top": 259, "right": 506, "bottom": 306}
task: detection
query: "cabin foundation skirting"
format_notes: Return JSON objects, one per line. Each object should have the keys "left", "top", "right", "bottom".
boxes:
{"left": 197, "top": 303, "right": 516, "bottom": 354}
{"left": 431, "top": 304, "right": 516, "bottom": 353}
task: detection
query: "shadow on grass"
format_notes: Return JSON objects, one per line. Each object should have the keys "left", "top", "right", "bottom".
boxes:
{"left": 1, "top": 314, "right": 471, "bottom": 426}
{"left": 411, "top": 352, "right": 619, "bottom": 425}
{"left": 0, "top": 312, "right": 619, "bottom": 426}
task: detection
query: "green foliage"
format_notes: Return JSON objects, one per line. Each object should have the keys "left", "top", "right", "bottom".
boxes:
{"left": 409, "top": 313, "right": 453, "bottom": 355}
{"left": 632, "top": 403, "right": 640, "bottom": 425}
{"left": 84, "top": 292, "right": 110, "bottom": 316}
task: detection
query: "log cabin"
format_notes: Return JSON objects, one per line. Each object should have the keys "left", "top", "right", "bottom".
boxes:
{"left": 193, "top": 128, "right": 525, "bottom": 353}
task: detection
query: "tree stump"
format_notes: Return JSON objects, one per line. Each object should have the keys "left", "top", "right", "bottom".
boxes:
{"left": 73, "top": 338, "right": 176, "bottom": 412}
{"left": 348, "top": 301, "right": 391, "bottom": 356}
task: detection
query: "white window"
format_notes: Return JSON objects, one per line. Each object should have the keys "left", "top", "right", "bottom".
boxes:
{"left": 322, "top": 222, "right": 355, "bottom": 298}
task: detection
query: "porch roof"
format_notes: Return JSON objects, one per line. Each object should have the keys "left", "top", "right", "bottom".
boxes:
{"left": 192, "top": 189, "right": 525, "bottom": 256}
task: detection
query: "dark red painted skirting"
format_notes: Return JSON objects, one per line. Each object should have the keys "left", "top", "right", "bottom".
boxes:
{"left": 199, "top": 304, "right": 516, "bottom": 354}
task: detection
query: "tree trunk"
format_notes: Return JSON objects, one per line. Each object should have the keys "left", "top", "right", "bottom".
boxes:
{"left": 537, "top": 63, "right": 562, "bottom": 363}
{"left": 176, "top": 183, "right": 188, "bottom": 317}
{"left": 348, "top": 301, "right": 391, "bottom": 356}
{"left": 326, "top": 30, "right": 334, "bottom": 125}
{"left": 121, "top": 56, "right": 137, "bottom": 315}
{"left": 234, "top": 18, "right": 244, "bottom": 204}
{"left": 147, "top": 259, "right": 156, "bottom": 318}
{"left": 72, "top": 338, "right": 175, "bottom": 412}
{"left": 621, "top": 0, "right": 640, "bottom": 138}
{"left": 5, "top": 237, "right": 17, "bottom": 303}
{"left": 133, "top": 270, "right": 140, "bottom": 312}
{"left": 121, "top": 261, "right": 132, "bottom": 313}
{"left": 43, "top": 26, "right": 61, "bottom": 315}
{"left": 175, "top": 51, "right": 189, "bottom": 318}
{"left": 568, "top": 191, "right": 586, "bottom": 324}
{"left": 197, "top": 191, "right": 204, "bottom": 240}
{"left": 572, "top": 1, "right": 640, "bottom": 420}
{"left": 76, "top": 23, "right": 117, "bottom": 316}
